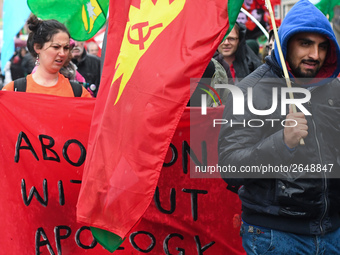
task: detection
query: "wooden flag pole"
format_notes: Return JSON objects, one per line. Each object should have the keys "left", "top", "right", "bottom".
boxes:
{"left": 264, "top": 0, "right": 305, "bottom": 145}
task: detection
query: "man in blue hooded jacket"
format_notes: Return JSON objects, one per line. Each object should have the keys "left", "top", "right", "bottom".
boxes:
{"left": 218, "top": 0, "right": 340, "bottom": 253}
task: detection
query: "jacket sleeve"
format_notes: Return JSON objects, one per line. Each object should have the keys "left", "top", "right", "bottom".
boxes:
{"left": 218, "top": 82, "right": 296, "bottom": 186}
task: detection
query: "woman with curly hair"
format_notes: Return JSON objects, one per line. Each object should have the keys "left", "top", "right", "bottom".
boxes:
{"left": 2, "top": 15, "right": 91, "bottom": 98}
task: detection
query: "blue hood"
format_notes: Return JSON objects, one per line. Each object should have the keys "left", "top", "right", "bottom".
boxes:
{"left": 274, "top": 0, "right": 340, "bottom": 84}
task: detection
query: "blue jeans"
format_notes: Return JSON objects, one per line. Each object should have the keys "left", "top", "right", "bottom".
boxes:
{"left": 240, "top": 221, "right": 340, "bottom": 255}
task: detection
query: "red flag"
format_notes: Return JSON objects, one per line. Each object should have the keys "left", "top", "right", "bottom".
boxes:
{"left": 77, "top": 0, "right": 243, "bottom": 251}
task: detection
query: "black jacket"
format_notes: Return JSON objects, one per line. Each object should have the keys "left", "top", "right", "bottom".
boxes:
{"left": 72, "top": 50, "right": 101, "bottom": 97}
{"left": 218, "top": 52, "right": 340, "bottom": 235}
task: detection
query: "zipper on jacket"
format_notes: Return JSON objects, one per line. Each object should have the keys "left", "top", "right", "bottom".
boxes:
{"left": 308, "top": 89, "right": 327, "bottom": 234}
{"left": 311, "top": 118, "right": 327, "bottom": 234}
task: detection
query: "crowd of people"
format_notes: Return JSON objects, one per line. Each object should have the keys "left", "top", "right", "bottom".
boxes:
{"left": 0, "top": 0, "right": 277, "bottom": 100}
{"left": 1, "top": 0, "right": 340, "bottom": 253}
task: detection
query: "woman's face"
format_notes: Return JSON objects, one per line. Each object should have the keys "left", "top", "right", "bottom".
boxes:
{"left": 35, "top": 31, "right": 70, "bottom": 74}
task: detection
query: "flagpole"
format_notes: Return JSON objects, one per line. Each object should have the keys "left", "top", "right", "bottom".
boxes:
{"left": 264, "top": 0, "right": 305, "bottom": 145}
{"left": 241, "top": 7, "right": 269, "bottom": 39}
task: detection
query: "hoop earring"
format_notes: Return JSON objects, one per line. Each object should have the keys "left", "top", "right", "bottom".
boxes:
{"left": 35, "top": 55, "right": 40, "bottom": 66}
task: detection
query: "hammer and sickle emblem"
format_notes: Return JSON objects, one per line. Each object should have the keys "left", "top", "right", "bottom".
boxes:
{"left": 128, "top": 22, "right": 163, "bottom": 50}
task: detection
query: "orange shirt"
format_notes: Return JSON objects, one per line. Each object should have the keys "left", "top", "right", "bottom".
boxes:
{"left": 2, "top": 73, "right": 92, "bottom": 98}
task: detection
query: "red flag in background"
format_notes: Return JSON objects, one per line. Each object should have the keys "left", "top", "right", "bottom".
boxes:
{"left": 77, "top": 0, "right": 243, "bottom": 251}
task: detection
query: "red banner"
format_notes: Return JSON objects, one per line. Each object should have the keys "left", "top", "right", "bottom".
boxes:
{"left": 0, "top": 92, "right": 100, "bottom": 254}
{"left": 0, "top": 91, "right": 243, "bottom": 254}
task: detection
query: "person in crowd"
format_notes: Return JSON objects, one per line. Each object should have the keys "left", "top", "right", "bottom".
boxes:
{"left": 4, "top": 46, "right": 28, "bottom": 85}
{"left": 236, "top": 12, "right": 247, "bottom": 25}
{"left": 0, "top": 66, "right": 3, "bottom": 89}
{"left": 21, "top": 52, "right": 36, "bottom": 76}
{"left": 188, "top": 58, "right": 233, "bottom": 107}
{"left": 31, "top": 38, "right": 86, "bottom": 84}
{"left": 243, "top": 0, "right": 253, "bottom": 10}
{"left": 218, "top": 0, "right": 340, "bottom": 253}
{"left": 246, "top": 39, "right": 260, "bottom": 57}
{"left": 214, "top": 22, "right": 262, "bottom": 84}
{"left": 86, "top": 41, "right": 100, "bottom": 56}
{"left": 71, "top": 40, "right": 101, "bottom": 97}
{"left": 262, "top": 28, "right": 276, "bottom": 62}
{"left": 246, "top": 8, "right": 268, "bottom": 40}
{"left": 2, "top": 15, "right": 91, "bottom": 98}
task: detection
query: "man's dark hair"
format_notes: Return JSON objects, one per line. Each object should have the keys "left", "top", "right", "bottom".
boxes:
{"left": 268, "top": 29, "right": 275, "bottom": 42}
